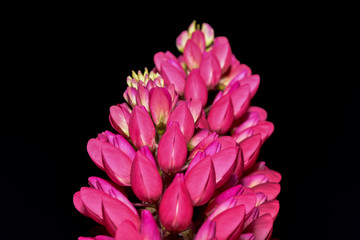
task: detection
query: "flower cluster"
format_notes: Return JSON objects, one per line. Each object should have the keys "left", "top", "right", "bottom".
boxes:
{"left": 74, "top": 20, "right": 281, "bottom": 240}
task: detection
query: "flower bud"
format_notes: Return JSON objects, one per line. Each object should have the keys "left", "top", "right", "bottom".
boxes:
{"left": 199, "top": 53, "right": 221, "bottom": 89}
{"left": 115, "top": 220, "right": 142, "bottom": 240}
{"left": 184, "top": 39, "right": 202, "bottom": 70}
{"left": 140, "top": 210, "right": 161, "bottom": 240}
{"left": 201, "top": 23, "right": 214, "bottom": 47}
{"left": 258, "top": 199, "right": 280, "bottom": 220}
{"left": 191, "top": 30, "right": 206, "bottom": 53}
{"left": 239, "top": 134, "right": 261, "bottom": 171}
{"left": 149, "top": 87, "right": 172, "bottom": 128}
{"left": 102, "top": 195, "right": 140, "bottom": 236}
{"left": 129, "top": 106, "right": 156, "bottom": 151}
{"left": 101, "top": 143, "right": 132, "bottom": 186}
{"left": 176, "top": 30, "right": 190, "bottom": 53}
{"left": 109, "top": 103, "right": 131, "bottom": 137}
{"left": 136, "top": 84, "right": 150, "bottom": 111}
{"left": 207, "top": 95, "right": 234, "bottom": 134}
{"left": 185, "top": 155, "right": 216, "bottom": 206}
{"left": 159, "top": 173, "right": 193, "bottom": 232}
{"left": 243, "top": 214, "right": 273, "bottom": 240}
{"left": 184, "top": 69, "right": 208, "bottom": 107}
{"left": 195, "top": 220, "right": 216, "bottom": 240}
{"left": 212, "top": 37, "right": 232, "bottom": 74}
{"left": 167, "top": 101, "right": 195, "bottom": 143}
{"left": 130, "top": 150, "right": 163, "bottom": 203}
{"left": 212, "top": 147, "right": 238, "bottom": 188}
{"left": 157, "top": 121, "right": 187, "bottom": 174}
{"left": 228, "top": 84, "right": 251, "bottom": 120}
{"left": 161, "top": 61, "right": 186, "bottom": 95}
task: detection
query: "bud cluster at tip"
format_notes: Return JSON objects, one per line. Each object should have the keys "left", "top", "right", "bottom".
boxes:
{"left": 75, "top": 20, "right": 280, "bottom": 240}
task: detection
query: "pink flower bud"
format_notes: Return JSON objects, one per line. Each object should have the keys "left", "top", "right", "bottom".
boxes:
{"left": 159, "top": 173, "right": 193, "bottom": 232}
{"left": 185, "top": 155, "right": 216, "bottom": 206}
{"left": 115, "top": 220, "right": 142, "bottom": 240}
{"left": 87, "top": 138, "right": 106, "bottom": 170}
{"left": 239, "top": 134, "right": 261, "bottom": 171}
{"left": 109, "top": 104, "right": 131, "bottom": 137}
{"left": 184, "top": 69, "right": 208, "bottom": 107}
{"left": 73, "top": 187, "right": 104, "bottom": 224}
{"left": 258, "top": 199, "right": 279, "bottom": 220}
{"left": 188, "top": 129, "right": 212, "bottom": 151}
{"left": 228, "top": 84, "right": 251, "bottom": 120}
{"left": 238, "top": 74, "right": 260, "bottom": 99}
{"left": 153, "top": 51, "right": 179, "bottom": 73}
{"left": 201, "top": 23, "right": 214, "bottom": 47}
{"left": 88, "top": 177, "right": 137, "bottom": 216}
{"left": 207, "top": 95, "right": 234, "bottom": 134}
{"left": 251, "top": 183, "right": 280, "bottom": 201}
{"left": 191, "top": 30, "right": 206, "bottom": 53}
{"left": 195, "top": 220, "right": 216, "bottom": 240}
{"left": 176, "top": 30, "right": 190, "bottom": 53}
{"left": 136, "top": 84, "right": 150, "bottom": 112}
{"left": 140, "top": 210, "right": 161, "bottom": 240}
{"left": 102, "top": 194, "right": 140, "bottom": 236}
{"left": 196, "top": 110, "right": 210, "bottom": 130}
{"left": 161, "top": 62, "right": 186, "bottom": 95}
{"left": 240, "top": 174, "right": 269, "bottom": 188}
{"left": 101, "top": 143, "right": 132, "bottom": 186}
{"left": 129, "top": 106, "right": 156, "bottom": 151}
{"left": 199, "top": 53, "right": 221, "bottom": 89}
{"left": 220, "top": 63, "right": 252, "bottom": 88}
{"left": 167, "top": 101, "right": 195, "bottom": 143}
{"left": 184, "top": 39, "right": 202, "bottom": 70}
{"left": 212, "top": 147, "right": 238, "bottom": 188}
{"left": 212, "top": 37, "right": 232, "bottom": 74}
{"left": 149, "top": 87, "right": 172, "bottom": 127}
{"left": 205, "top": 185, "right": 244, "bottom": 217}
{"left": 123, "top": 87, "right": 138, "bottom": 108}
{"left": 130, "top": 150, "right": 163, "bottom": 203}
{"left": 188, "top": 132, "right": 218, "bottom": 161}
{"left": 157, "top": 121, "right": 187, "bottom": 174}
{"left": 233, "top": 188, "right": 257, "bottom": 215}
{"left": 187, "top": 98, "right": 203, "bottom": 123}
{"left": 211, "top": 204, "right": 246, "bottom": 240}
{"left": 243, "top": 214, "right": 273, "bottom": 240}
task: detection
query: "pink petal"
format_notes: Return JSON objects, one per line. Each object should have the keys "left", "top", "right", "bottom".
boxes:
{"left": 208, "top": 95, "right": 234, "bottom": 134}
{"left": 199, "top": 53, "right": 222, "bottom": 89}
{"left": 73, "top": 191, "right": 90, "bottom": 219}
{"left": 87, "top": 138, "right": 105, "bottom": 170}
{"left": 191, "top": 30, "right": 206, "bottom": 53}
{"left": 212, "top": 147, "right": 238, "bottom": 188}
{"left": 79, "top": 187, "right": 104, "bottom": 224}
{"left": 239, "top": 233, "right": 255, "bottom": 240}
{"left": 258, "top": 200, "right": 280, "bottom": 220}
{"left": 233, "top": 188, "right": 257, "bottom": 215}
{"left": 109, "top": 104, "right": 131, "bottom": 137}
{"left": 149, "top": 87, "right": 172, "bottom": 127}
{"left": 185, "top": 155, "right": 216, "bottom": 206}
{"left": 161, "top": 61, "right": 186, "bottom": 95}
{"left": 157, "top": 121, "right": 187, "bottom": 174}
{"left": 229, "top": 84, "right": 251, "bottom": 120}
{"left": 188, "top": 129, "right": 212, "bottom": 151}
{"left": 201, "top": 23, "right": 214, "bottom": 47}
{"left": 216, "top": 136, "right": 237, "bottom": 150}
{"left": 212, "top": 37, "right": 232, "bottom": 74}
{"left": 131, "top": 151, "right": 163, "bottom": 203}
{"left": 167, "top": 101, "right": 195, "bottom": 143}
{"left": 195, "top": 220, "right": 216, "bottom": 240}
{"left": 251, "top": 183, "right": 281, "bottom": 201}
{"left": 188, "top": 98, "right": 203, "bottom": 123}
{"left": 140, "top": 210, "right": 161, "bottom": 240}
{"left": 244, "top": 214, "right": 273, "bottom": 240}
{"left": 114, "top": 220, "right": 142, "bottom": 240}
{"left": 88, "top": 177, "right": 137, "bottom": 216}
{"left": 101, "top": 143, "right": 132, "bottom": 186}
{"left": 159, "top": 173, "right": 193, "bottom": 232}
{"left": 136, "top": 84, "right": 150, "bottom": 111}
{"left": 246, "top": 168, "right": 281, "bottom": 184}
{"left": 129, "top": 105, "right": 156, "bottom": 151}
{"left": 185, "top": 69, "right": 208, "bottom": 107}
{"left": 239, "top": 74, "right": 260, "bottom": 99}
{"left": 205, "top": 185, "right": 244, "bottom": 217}
{"left": 247, "top": 106, "right": 267, "bottom": 121}
{"left": 240, "top": 174, "right": 269, "bottom": 188}
{"left": 212, "top": 205, "right": 246, "bottom": 240}
{"left": 239, "top": 134, "right": 262, "bottom": 171}
{"left": 176, "top": 30, "right": 189, "bottom": 53}
{"left": 184, "top": 39, "right": 202, "bottom": 70}
{"left": 102, "top": 195, "right": 140, "bottom": 236}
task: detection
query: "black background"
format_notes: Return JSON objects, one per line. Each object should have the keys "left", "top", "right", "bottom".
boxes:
{"left": 2, "top": 4, "right": 358, "bottom": 240}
